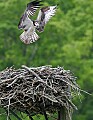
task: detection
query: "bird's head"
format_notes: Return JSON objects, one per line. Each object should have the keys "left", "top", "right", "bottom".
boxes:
{"left": 33, "top": 20, "right": 39, "bottom": 28}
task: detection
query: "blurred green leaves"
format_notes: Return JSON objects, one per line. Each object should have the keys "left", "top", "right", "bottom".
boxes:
{"left": 0, "top": 0, "right": 93, "bottom": 119}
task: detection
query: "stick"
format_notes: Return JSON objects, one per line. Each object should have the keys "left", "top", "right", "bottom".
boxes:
{"left": 22, "top": 65, "right": 57, "bottom": 93}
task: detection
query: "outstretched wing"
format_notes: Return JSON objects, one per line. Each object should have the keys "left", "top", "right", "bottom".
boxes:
{"left": 25, "top": 0, "right": 42, "bottom": 16}
{"left": 18, "top": 0, "right": 42, "bottom": 30}
{"left": 37, "top": 5, "right": 57, "bottom": 24}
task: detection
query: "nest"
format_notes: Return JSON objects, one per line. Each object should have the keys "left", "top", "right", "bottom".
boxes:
{"left": 0, "top": 65, "right": 80, "bottom": 120}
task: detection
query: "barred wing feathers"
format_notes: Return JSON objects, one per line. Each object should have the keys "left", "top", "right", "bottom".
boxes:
{"left": 25, "top": 0, "right": 42, "bottom": 16}
{"left": 37, "top": 6, "right": 57, "bottom": 24}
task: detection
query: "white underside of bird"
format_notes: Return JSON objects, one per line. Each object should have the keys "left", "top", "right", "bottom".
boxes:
{"left": 20, "top": 20, "right": 39, "bottom": 44}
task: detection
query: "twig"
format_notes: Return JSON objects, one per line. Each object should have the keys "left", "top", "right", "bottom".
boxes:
{"left": 22, "top": 65, "right": 57, "bottom": 93}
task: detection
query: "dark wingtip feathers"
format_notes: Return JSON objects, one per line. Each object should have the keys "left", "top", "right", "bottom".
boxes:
{"left": 27, "top": 0, "right": 43, "bottom": 8}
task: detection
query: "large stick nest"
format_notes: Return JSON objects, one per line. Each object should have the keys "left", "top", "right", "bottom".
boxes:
{"left": 0, "top": 65, "right": 79, "bottom": 118}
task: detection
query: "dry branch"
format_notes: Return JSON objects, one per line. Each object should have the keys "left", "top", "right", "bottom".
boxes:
{"left": 0, "top": 65, "right": 80, "bottom": 120}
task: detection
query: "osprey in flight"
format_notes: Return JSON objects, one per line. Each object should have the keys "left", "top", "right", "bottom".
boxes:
{"left": 18, "top": 0, "right": 57, "bottom": 44}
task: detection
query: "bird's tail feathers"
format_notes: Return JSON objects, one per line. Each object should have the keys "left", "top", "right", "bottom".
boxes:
{"left": 20, "top": 31, "right": 39, "bottom": 44}
{"left": 30, "top": 31, "right": 40, "bottom": 43}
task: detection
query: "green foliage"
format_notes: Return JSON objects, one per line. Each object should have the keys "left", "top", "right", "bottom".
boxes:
{"left": 0, "top": 0, "right": 93, "bottom": 120}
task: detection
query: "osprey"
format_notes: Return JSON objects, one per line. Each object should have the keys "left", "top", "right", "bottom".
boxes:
{"left": 18, "top": 0, "right": 57, "bottom": 44}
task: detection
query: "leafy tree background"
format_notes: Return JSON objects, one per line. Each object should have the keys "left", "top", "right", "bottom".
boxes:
{"left": 0, "top": 0, "right": 93, "bottom": 120}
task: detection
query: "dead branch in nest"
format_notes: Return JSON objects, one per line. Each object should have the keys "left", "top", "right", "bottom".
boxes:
{"left": 0, "top": 65, "right": 80, "bottom": 120}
